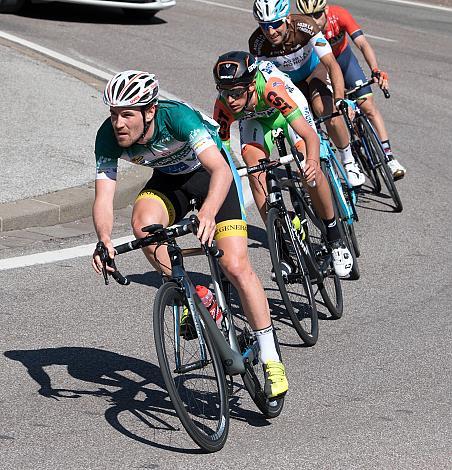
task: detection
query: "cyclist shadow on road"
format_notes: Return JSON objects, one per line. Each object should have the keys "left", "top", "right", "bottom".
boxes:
{"left": 4, "top": 347, "right": 203, "bottom": 453}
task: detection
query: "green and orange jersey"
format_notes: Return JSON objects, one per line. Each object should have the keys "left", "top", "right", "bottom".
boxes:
{"left": 213, "top": 61, "right": 304, "bottom": 148}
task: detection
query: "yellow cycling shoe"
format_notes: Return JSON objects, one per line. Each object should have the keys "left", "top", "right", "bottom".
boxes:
{"left": 263, "top": 360, "right": 288, "bottom": 398}
{"left": 180, "top": 305, "right": 197, "bottom": 340}
{"left": 291, "top": 215, "right": 305, "bottom": 240}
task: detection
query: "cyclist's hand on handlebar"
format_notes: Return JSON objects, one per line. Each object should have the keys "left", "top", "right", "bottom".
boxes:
{"left": 335, "top": 98, "right": 356, "bottom": 120}
{"left": 92, "top": 239, "right": 115, "bottom": 274}
{"left": 303, "top": 159, "right": 318, "bottom": 185}
{"left": 195, "top": 208, "right": 217, "bottom": 246}
{"left": 372, "top": 68, "right": 389, "bottom": 90}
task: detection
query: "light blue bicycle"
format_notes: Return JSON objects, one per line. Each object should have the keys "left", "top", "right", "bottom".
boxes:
{"left": 315, "top": 108, "right": 360, "bottom": 280}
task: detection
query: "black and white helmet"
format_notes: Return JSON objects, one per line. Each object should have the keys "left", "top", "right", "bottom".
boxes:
{"left": 213, "top": 51, "right": 258, "bottom": 88}
{"left": 103, "top": 70, "right": 159, "bottom": 107}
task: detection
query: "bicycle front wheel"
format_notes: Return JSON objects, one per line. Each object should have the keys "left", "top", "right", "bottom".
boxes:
{"left": 153, "top": 282, "right": 229, "bottom": 453}
{"left": 358, "top": 116, "right": 403, "bottom": 212}
{"left": 266, "top": 207, "right": 319, "bottom": 346}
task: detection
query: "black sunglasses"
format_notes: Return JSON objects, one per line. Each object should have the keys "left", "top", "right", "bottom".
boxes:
{"left": 306, "top": 10, "right": 325, "bottom": 19}
{"left": 217, "top": 86, "right": 248, "bottom": 100}
{"left": 259, "top": 18, "right": 286, "bottom": 31}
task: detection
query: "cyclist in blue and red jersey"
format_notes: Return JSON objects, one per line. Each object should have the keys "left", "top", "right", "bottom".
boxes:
{"left": 296, "top": 0, "right": 406, "bottom": 179}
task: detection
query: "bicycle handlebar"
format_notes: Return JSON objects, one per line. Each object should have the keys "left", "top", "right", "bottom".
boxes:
{"left": 97, "top": 215, "right": 223, "bottom": 286}
{"left": 345, "top": 77, "right": 390, "bottom": 99}
{"left": 236, "top": 154, "right": 293, "bottom": 177}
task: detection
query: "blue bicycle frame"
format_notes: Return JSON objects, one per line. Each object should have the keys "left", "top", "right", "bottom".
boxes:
{"left": 317, "top": 126, "right": 359, "bottom": 226}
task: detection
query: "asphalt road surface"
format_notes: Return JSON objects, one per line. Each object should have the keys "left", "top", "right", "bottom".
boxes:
{"left": 1, "top": 1, "right": 451, "bottom": 468}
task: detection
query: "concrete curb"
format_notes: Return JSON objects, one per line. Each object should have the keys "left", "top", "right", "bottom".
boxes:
{"left": 0, "top": 32, "right": 250, "bottom": 233}
{"left": 0, "top": 165, "right": 153, "bottom": 232}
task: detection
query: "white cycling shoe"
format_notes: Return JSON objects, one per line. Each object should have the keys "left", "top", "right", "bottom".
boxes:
{"left": 344, "top": 161, "right": 365, "bottom": 187}
{"left": 330, "top": 241, "right": 353, "bottom": 278}
{"left": 387, "top": 158, "right": 406, "bottom": 180}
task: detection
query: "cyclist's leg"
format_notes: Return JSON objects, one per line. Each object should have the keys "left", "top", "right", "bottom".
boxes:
{"left": 284, "top": 88, "right": 335, "bottom": 223}
{"left": 306, "top": 63, "right": 364, "bottom": 186}
{"left": 132, "top": 171, "right": 191, "bottom": 275}
{"left": 338, "top": 45, "right": 405, "bottom": 179}
{"left": 239, "top": 118, "right": 274, "bottom": 222}
{"left": 211, "top": 160, "right": 287, "bottom": 396}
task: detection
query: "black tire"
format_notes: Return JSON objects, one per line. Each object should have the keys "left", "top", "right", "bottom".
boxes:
{"left": 266, "top": 207, "right": 319, "bottom": 346}
{"left": 153, "top": 282, "right": 229, "bottom": 453}
{"left": 220, "top": 278, "right": 285, "bottom": 418}
{"left": 352, "top": 138, "right": 381, "bottom": 193}
{"left": 357, "top": 116, "right": 403, "bottom": 212}
{"left": 291, "top": 187, "right": 343, "bottom": 319}
{"left": 348, "top": 218, "right": 360, "bottom": 258}
{"left": 0, "top": 0, "right": 25, "bottom": 13}
{"left": 122, "top": 8, "right": 158, "bottom": 20}
{"left": 322, "top": 161, "right": 360, "bottom": 281}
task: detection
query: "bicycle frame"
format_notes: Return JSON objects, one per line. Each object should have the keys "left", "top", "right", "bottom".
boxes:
{"left": 104, "top": 218, "right": 256, "bottom": 377}
{"left": 317, "top": 124, "right": 359, "bottom": 225}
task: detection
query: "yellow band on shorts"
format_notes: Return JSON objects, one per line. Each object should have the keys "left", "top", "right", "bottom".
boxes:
{"left": 214, "top": 219, "right": 248, "bottom": 241}
{"left": 135, "top": 190, "right": 176, "bottom": 225}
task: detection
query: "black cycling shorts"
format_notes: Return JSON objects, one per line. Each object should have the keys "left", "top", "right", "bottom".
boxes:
{"left": 136, "top": 150, "right": 247, "bottom": 241}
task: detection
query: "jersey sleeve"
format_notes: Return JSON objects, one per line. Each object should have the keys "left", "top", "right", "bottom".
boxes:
{"left": 165, "top": 103, "right": 218, "bottom": 156}
{"left": 336, "top": 6, "right": 363, "bottom": 40}
{"left": 213, "top": 97, "right": 235, "bottom": 149}
{"left": 95, "top": 118, "right": 121, "bottom": 181}
{"left": 263, "top": 77, "right": 302, "bottom": 125}
{"left": 309, "top": 31, "right": 333, "bottom": 59}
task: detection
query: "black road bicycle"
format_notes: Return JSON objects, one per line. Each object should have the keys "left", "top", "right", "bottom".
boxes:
{"left": 345, "top": 79, "right": 403, "bottom": 212}
{"left": 238, "top": 132, "right": 343, "bottom": 338}
{"left": 96, "top": 216, "right": 284, "bottom": 452}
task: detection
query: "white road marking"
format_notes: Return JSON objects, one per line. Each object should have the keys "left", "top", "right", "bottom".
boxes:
{"left": 373, "top": 0, "right": 452, "bottom": 12}
{"left": 366, "top": 34, "right": 397, "bottom": 43}
{"left": 184, "top": 0, "right": 250, "bottom": 13}
{"left": 184, "top": 0, "right": 398, "bottom": 42}
{"left": 0, "top": 236, "right": 134, "bottom": 271}
{"left": 0, "top": 31, "right": 252, "bottom": 270}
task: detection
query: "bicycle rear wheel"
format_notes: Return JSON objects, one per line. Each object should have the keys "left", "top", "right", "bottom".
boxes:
{"left": 266, "top": 207, "right": 319, "bottom": 346}
{"left": 353, "top": 138, "right": 381, "bottom": 193}
{"left": 221, "top": 280, "right": 285, "bottom": 418}
{"left": 153, "top": 282, "right": 229, "bottom": 453}
{"left": 357, "top": 116, "right": 403, "bottom": 212}
{"left": 290, "top": 187, "right": 343, "bottom": 319}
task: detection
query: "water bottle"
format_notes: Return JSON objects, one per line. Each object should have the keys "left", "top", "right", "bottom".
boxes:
{"left": 195, "top": 285, "right": 223, "bottom": 327}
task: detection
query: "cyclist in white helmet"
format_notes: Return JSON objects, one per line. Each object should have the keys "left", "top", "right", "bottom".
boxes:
{"left": 92, "top": 70, "right": 288, "bottom": 399}
{"left": 296, "top": 0, "right": 406, "bottom": 180}
{"left": 250, "top": 0, "right": 366, "bottom": 187}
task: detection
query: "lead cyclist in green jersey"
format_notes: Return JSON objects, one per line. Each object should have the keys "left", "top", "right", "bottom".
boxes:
{"left": 92, "top": 70, "right": 288, "bottom": 398}
{"left": 213, "top": 51, "right": 352, "bottom": 278}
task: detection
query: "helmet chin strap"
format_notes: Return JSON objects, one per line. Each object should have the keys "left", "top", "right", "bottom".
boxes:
{"left": 140, "top": 108, "right": 150, "bottom": 141}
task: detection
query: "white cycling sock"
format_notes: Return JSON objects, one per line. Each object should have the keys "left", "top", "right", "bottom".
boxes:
{"left": 337, "top": 144, "right": 354, "bottom": 165}
{"left": 254, "top": 325, "right": 280, "bottom": 363}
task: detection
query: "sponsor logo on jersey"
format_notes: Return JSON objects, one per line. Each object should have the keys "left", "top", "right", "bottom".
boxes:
{"left": 315, "top": 38, "right": 328, "bottom": 47}
{"left": 296, "top": 22, "right": 314, "bottom": 35}
{"left": 266, "top": 90, "right": 293, "bottom": 113}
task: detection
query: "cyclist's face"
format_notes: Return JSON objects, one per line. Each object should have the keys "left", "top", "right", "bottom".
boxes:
{"left": 307, "top": 9, "right": 327, "bottom": 30}
{"left": 110, "top": 107, "right": 154, "bottom": 147}
{"left": 259, "top": 18, "right": 288, "bottom": 45}
{"left": 220, "top": 85, "right": 252, "bottom": 113}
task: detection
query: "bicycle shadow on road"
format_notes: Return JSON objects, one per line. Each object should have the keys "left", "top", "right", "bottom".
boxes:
{"left": 356, "top": 186, "right": 400, "bottom": 213}
{"left": 3, "top": 347, "right": 204, "bottom": 454}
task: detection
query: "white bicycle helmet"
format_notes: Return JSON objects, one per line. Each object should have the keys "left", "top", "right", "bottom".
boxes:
{"left": 296, "top": 0, "right": 327, "bottom": 15}
{"left": 253, "top": 0, "right": 290, "bottom": 22}
{"left": 103, "top": 70, "right": 159, "bottom": 108}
